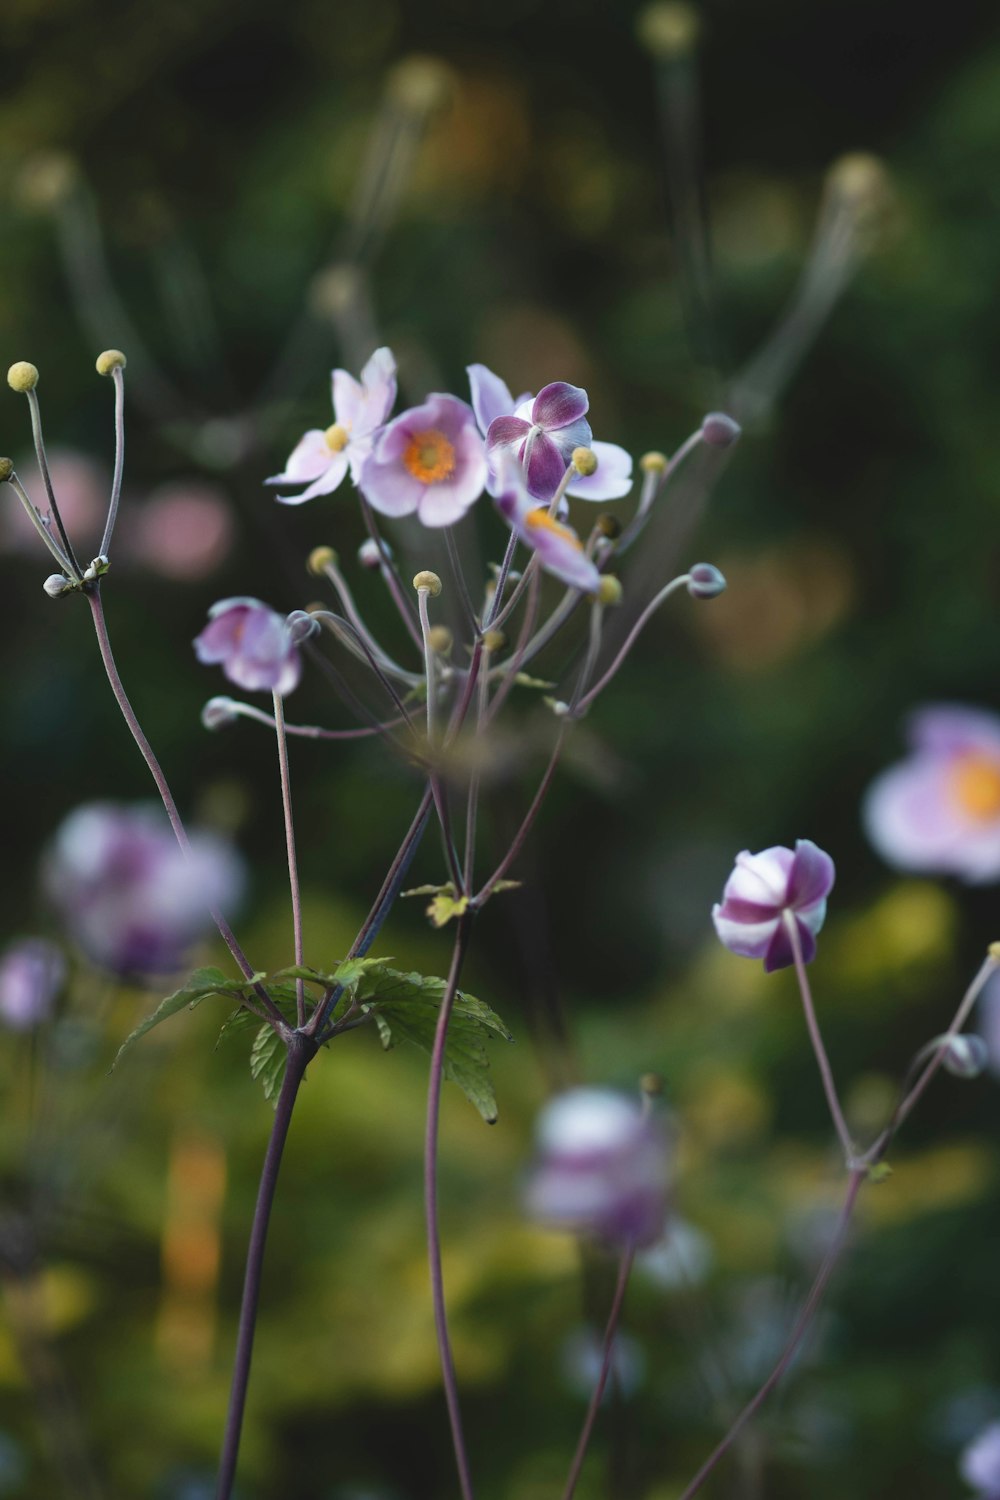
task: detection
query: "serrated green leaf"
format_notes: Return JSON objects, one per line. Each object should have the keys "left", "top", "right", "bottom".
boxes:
{"left": 427, "top": 893, "right": 469, "bottom": 928}
{"left": 250, "top": 1024, "right": 288, "bottom": 1104}
{"left": 216, "top": 983, "right": 299, "bottom": 1048}
{"left": 867, "top": 1162, "right": 893, "bottom": 1184}
{"left": 513, "top": 673, "right": 556, "bottom": 690}
{"left": 112, "top": 967, "right": 236, "bottom": 1070}
{"left": 401, "top": 883, "right": 454, "bottom": 898}
{"left": 332, "top": 955, "right": 394, "bottom": 991}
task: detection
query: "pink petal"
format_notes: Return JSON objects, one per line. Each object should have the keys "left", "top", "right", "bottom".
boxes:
{"left": 266, "top": 429, "right": 330, "bottom": 485}
{"left": 565, "top": 441, "right": 634, "bottom": 502}
{"left": 359, "top": 453, "right": 423, "bottom": 518}
{"left": 725, "top": 848, "right": 794, "bottom": 907}
{"left": 468, "top": 363, "right": 515, "bottom": 436}
{"left": 712, "top": 904, "right": 778, "bottom": 959}
{"left": 487, "top": 414, "right": 532, "bottom": 451}
{"left": 532, "top": 381, "right": 589, "bottom": 431}
{"left": 525, "top": 434, "right": 568, "bottom": 502}
{"left": 275, "top": 451, "right": 348, "bottom": 505}
{"left": 907, "top": 704, "right": 1000, "bottom": 755}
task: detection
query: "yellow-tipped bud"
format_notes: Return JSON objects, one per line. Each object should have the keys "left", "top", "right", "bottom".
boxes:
{"left": 636, "top": 1, "right": 701, "bottom": 59}
{"left": 989, "top": 941, "right": 1000, "bottom": 962}
{"left": 427, "top": 625, "right": 453, "bottom": 655}
{"left": 0, "top": 458, "right": 13, "bottom": 483}
{"left": 482, "top": 629, "right": 506, "bottom": 653}
{"left": 572, "top": 445, "right": 598, "bottom": 476}
{"left": 307, "top": 546, "right": 338, "bottom": 576}
{"left": 310, "top": 264, "right": 360, "bottom": 317}
{"left": 640, "top": 1071, "right": 664, "bottom": 1098}
{"left": 96, "top": 349, "right": 127, "bottom": 376}
{"left": 827, "top": 152, "right": 890, "bottom": 208}
{"left": 596, "top": 513, "right": 622, "bottom": 539}
{"left": 385, "top": 55, "right": 453, "bottom": 114}
{"left": 640, "top": 450, "right": 668, "bottom": 473}
{"left": 15, "top": 151, "right": 77, "bottom": 211}
{"left": 596, "top": 575, "right": 623, "bottom": 607}
{"left": 413, "top": 570, "right": 442, "bottom": 596}
{"left": 7, "top": 361, "right": 38, "bottom": 393}
{"left": 324, "top": 423, "right": 349, "bottom": 452}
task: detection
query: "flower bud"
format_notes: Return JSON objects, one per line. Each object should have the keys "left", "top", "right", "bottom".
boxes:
{"left": 595, "top": 513, "right": 622, "bottom": 539}
{"left": 640, "top": 1072, "right": 664, "bottom": 1098}
{"left": 700, "top": 413, "right": 741, "bottom": 449}
{"left": 0, "top": 458, "right": 13, "bottom": 483}
{"left": 7, "top": 361, "right": 39, "bottom": 393}
{"left": 826, "top": 152, "right": 890, "bottom": 210}
{"left": 385, "top": 54, "right": 453, "bottom": 113}
{"left": 571, "top": 446, "right": 598, "bottom": 476}
{"left": 636, "top": 1, "right": 700, "bottom": 59}
{"left": 95, "top": 349, "right": 127, "bottom": 376}
{"left": 43, "top": 574, "right": 73, "bottom": 598}
{"left": 687, "top": 563, "right": 727, "bottom": 599}
{"left": 482, "top": 629, "right": 506, "bottom": 653}
{"left": 427, "top": 625, "right": 453, "bottom": 655}
{"left": 286, "top": 609, "right": 319, "bottom": 645}
{"left": 939, "top": 1034, "right": 988, "bottom": 1080}
{"left": 307, "top": 545, "right": 337, "bottom": 577}
{"left": 413, "top": 570, "right": 442, "bottom": 596}
{"left": 202, "top": 697, "right": 239, "bottom": 731}
{"left": 596, "top": 575, "right": 623, "bottom": 607}
{"left": 640, "top": 450, "right": 668, "bottom": 473}
{"left": 358, "top": 538, "right": 384, "bottom": 570}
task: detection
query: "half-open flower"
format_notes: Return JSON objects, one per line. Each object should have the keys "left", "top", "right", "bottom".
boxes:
{"left": 194, "top": 598, "right": 302, "bottom": 695}
{"left": 266, "top": 347, "right": 397, "bottom": 505}
{"left": 495, "top": 462, "right": 600, "bottom": 592}
{"left": 864, "top": 705, "right": 1000, "bottom": 882}
{"left": 360, "top": 393, "right": 487, "bottom": 526}
{"left": 712, "top": 839, "right": 835, "bottom": 972}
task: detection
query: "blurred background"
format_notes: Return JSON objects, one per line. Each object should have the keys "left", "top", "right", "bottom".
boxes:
{"left": 2, "top": 0, "right": 1000, "bottom": 1495}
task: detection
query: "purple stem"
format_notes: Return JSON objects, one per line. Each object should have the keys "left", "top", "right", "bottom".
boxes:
{"left": 272, "top": 691, "right": 306, "bottom": 1029}
{"left": 359, "top": 497, "right": 424, "bottom": 649}
{"left": 677, "top": 1168, "right": 866, "bottom": 1500}
{"left": 573, "top": 575, "right": 691, "bottom": 716}
{"left": 784, "top": 914, "right": 854, "bottom": 1163}
{"left": 424, "top": 913, "right": 477, "bottom": 1500}
{"left": 560, "top": 1245, "right": 636, "bottom": 1500}
{"left": 474, "top": 728, "right": 567, "bottom": 905}
{"left": 215, "top": 1032, "right": 317, "bottom": 1500}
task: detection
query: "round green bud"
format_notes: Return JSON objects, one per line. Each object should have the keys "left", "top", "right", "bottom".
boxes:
{"left": 324, "top": 423, "right": 349, "bottom": 452}
{"left": 307, "top": 546, "right": 338, "bottom": 576}
{"left": 0, "top": 458, "right": 13, "bottom": 483}
{"left": 596, "top": 513, "right": 622, "bottom": 539}
{"left": 95, "top": 349, "right": 127, "bottom": 376}
{"left": 596, "top": 575, "right": 623, "bottom": 607}
{"left": 571, "top": 446, "right": 598, "bottom": 476}
{"left": 386, "top": 55, "right": 453, "bottom": 113}
{"left": 636, "top": 1, "right": 701, "bottom": 59}
{"left": 827, "top": 152, "right": 889, "bottom": 207}
{"left": 427, "top": 625, "right": 453, "bottom": 655}
{"left": 482, "top": 629, "right": 506, "bottom": 653}
{"left": 7, "top": 361, "right": 39, "bottom": 393}
{"left": 413, "top": 570, "right": 442, "bottom": 596}
{"left": 640, "top": 1071, "right": 664, "bottom": 1098}
{"left": 640, "top": 450, "right": 668, "bottom": 474}
{"left": 43, "top": 574, "right": 73, "bottom": 598}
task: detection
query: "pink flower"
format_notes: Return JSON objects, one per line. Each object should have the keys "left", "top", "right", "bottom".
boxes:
{"left": 712, "top": 840, "right": 835, "bottom": 972}
{"left": 266, "top": 347, "right": 397, "bottom": 505}
{"left": 0, "top": 939, "right": 64, "bottom": 1029}
{"left": 863, "top": 705, "right": 1000, "bottom": 882}
{"left": 494, "top": 461, "right": 600, "bottom": 593}
{"left": 122, "top": 480, "right": 234, "bottom": 580}
{"left": 487, "top": 380, "right": 592, "bottom": 502}
{"left": 525, "top": 1088, "right": 669, "bottom": 1247}
{"left": 360, "top": 393, "right": 487, "bottom": 527}
{"left": 194, "top": 598, "right": 301, "bottom": 695}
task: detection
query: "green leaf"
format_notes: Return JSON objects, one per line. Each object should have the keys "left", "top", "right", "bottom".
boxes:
{"left": 250, "top": 1024, "right": 288, "bottom": 1104}
{"left": 331, "top": 956, "right": 394, "bottom": 991}
{"left": 427, "top": 892, "right": 469, "bottom": 928}
{"left": 216, "top": 983, "right": 300, "bottom": 1048}
{"left": 401, "top": 883, "right": 454, "bottom": 898}
{"left": 867, "top": 1161, "right": 893, "bottom": 1184}
{"left": 112, "top": 967, "right": 237, "bottom": 1070}
{"left": 513, "top": 672, "right": 556, "bottom": 690}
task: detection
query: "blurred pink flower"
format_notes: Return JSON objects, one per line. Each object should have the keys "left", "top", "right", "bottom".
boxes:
{"left": 864, "top": 706, "right": 1000, "bottom": 882}
{"left": 712, "top": 840, "right": 835, "bottom": 972}
{"left": 194, "top": 598, "right": 301, "bottom": 695}
{"left": 0, "top": 447, "right": 107, "bottom": 555}
{"left": 360, "top": 393, "right": 487, "bottom": 526}
{"left": 0, "top": 938, "right": 64, "bottom": 1029}
{"left": 44, "top": 803, "right": 244, "bottom": 977}
{"left": 123, "top": 481, "right": 234, "bottom": 580}
{"left": 267, "top": 347, "right": 397, "bottom": 505}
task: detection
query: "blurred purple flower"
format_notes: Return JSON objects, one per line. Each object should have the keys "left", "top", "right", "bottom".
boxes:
{"left": 864, "top": 706, "right": 1000, "bottom": 883}
{"left": 495, "top": 461, "right": 600, "bottom": 593}
{"left": 524, "top": 1088, "right": 669, "bottom": 1247}
{"left": 267, "top": 347, "right": 397, "bottom": 504}
{"left": 122, "top": 480, "right": 235, "bottom": 581}
{"left": 44, "top": 803, "right": 245, "bottom": 977}
{"left": 712, "top": 840, "right": 834, "bottom": 972}
{"left": 961, "top": 1422, "right": 1000, "bottom": 1498}
{"left": 0, "top": 939, "right": 64, "bottom": 1029}
{"left": 194, "top": 598, "right": 301, "bottom": 695}
{"left": 360, "top": 394, "right": 487, "bottom": 526}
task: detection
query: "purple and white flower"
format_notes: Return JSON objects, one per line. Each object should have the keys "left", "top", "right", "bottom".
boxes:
{"left": 864, "top": 705, "right": 1000, "bottom": 883}
{"left": 712, "top": 840, "right": 835, "bottom": 972}
{"left": 359, "top": 393, "right": 487, "bottom": 527}
{"left": 266, "top": 347, "right": 397, "bottom": 505}
{"left": 494, "top": 462, "right": 600, "bottom": 593}
{"left": 44, "top": 803, "right": 245, "bottom": 977}
{"left": 486, "top": 380, "right": 593, "bottom": 502}
{"left": 194, "top": 598, "right": 302, "bottom": 696}
{"left": 0, "top": 939, "right": 64, "bottom": 1029}
{"left": 525, "top": 1087, "right": 669, "bottom": 1247}
{"left": 960, "top": 1422, "right": 1000, "bottom": 1498}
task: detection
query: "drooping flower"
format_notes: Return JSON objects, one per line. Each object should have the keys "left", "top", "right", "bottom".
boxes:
{"left": 712, "top": 840, "right": 835, "bottom": 972}
{"left": 487, "top": 381, "right": 593, "bottom": 502}
{"left": 359, "top": 393, "right": 487, "bottom": 527}
{"left": 863, "top": 705, "right": 1000, "bottom": 883}
{"left": 524, "top": 1087, "right": 669, "bottom": 1247}
{"left": 960, "top": 1422, "right": 1000, "bottom": 1498}
{"left": 44, "top": 803, "right": 245, "bottom": 977}
{"left": 494, "top": 461, "right": 600, "bottom": 593}
{"left": 194, "top": 598, "right": 301, "bottom": 695}
{"left": 0, "top": 938, "right": 64, "bottom": 1029}
{"left": 266, "top": 347, "right": 397, "bottom": 505}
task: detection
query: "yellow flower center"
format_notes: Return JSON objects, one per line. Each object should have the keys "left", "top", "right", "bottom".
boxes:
{"left": 403, "top": 428, "right": 456, "bottom": 484}
{"left": 950, "top": 753, "right": 1000, "bottom": 821}
{"left": 525, "top": 507, "right": 583, "bottom": 551}
{"left": 324, "top": 423, "right": 350, "bottom": 452}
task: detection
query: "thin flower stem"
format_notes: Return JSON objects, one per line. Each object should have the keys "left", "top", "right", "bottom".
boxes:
{"left": 481, "top": 530, "right": 519, "bottom": 632}
{"left": 568, "top": 601, "right": 605, "bottom": 715}
{"left": 616, "top": 430, "right": 703, "bottom": 555}
{"left": 26, "top": 389, "right": 82, "bottom": 578}
{"left": 321, "top": 556, "right": 420, "bottom": 685}
{"left": 272, "top": 691, "right": 306, "bottom": 1030}
{"left": 6, "top": 472, "right": 75, "bottom": 574}
{"left": 209, "top": 697, "right": 407, "bottom": 740}
{"left": 85, "top": 585, "right": 282, "bottom": 1027}
{"left": 677, "top": 1167, "right": 866, "bottom": 1500}
{"left": 360, "top": 497, "right": 424, "bottom": 650}
{"left": 312, "top": 612, "right": 417, "bottom": 729}
{"left": 215, "top": 1032, "right": 317, "bottom": 1500}
{"left": 98, "top": 366, "right": 126, "bottom": 559}
{"left": 484, "top": 565, "right": 542, "bottom": 726}
{"left": 417, "top": 587, "right": 438, "bottom": 743}
{"left": 784, "top": 914, "right": 854, "bottom": 1163}
{"left": 486, "top": 553, "right": 538, "bottom": 636}
{"left": 474, "top": 727, "right": 567, "bottom": 905}
{"left": 502, "top": 586, "right": 584, "bottom": 674}
{"left": 444, "top": 526, "right": 481, "bottom": 635}
{"left": 424, "top": 912, "right": 477, "bottom": 1500}
{"left": 573, "top": 575, "right": 692, "bottom": 715}
{"left": 462, "top": 654, "right": 491, "bottom": 892}
{"left": 560, "top": 1245, "right": 636, "bottom": 1500}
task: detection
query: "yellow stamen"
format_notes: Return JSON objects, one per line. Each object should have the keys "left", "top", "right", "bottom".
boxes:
{"left": 403, "top": 428, "right": 456, "bottom": 484}
{"left": 525, "top": 507, "right": 583, "bottom": 551}
{"left": 950, "top": 753, "right": 1000, "bottom": 821}
{"left": 324, "top": 423, "right": 349, "bottom": 452}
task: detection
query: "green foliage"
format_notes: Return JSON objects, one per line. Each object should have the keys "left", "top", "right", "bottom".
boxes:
{"left": 111, "top": 966, "right": 243, "bottom": 1070}
{"left": 250, "top": 1024, "right": 288, "bottom": 1103}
